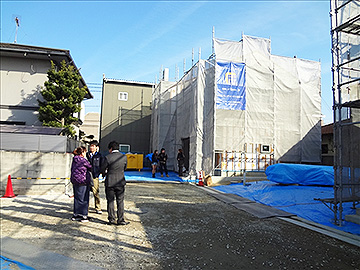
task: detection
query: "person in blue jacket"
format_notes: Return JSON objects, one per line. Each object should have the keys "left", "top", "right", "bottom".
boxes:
{"left": 86, "top": 140, "right": 103, "bottom": 214}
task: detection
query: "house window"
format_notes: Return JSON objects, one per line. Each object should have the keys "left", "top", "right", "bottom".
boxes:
{"left": 119, "top": 144, "right": 130, "bottom": 153}
{"left": 118, "top": 92, "right": 128, "bottom": 101}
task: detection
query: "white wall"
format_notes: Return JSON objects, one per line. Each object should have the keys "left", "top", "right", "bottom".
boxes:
{"left": 0, "top": 56, "right": 50, "bottom": 125}
{"left": 0, "top": 150, "right": 73, "bottom": 195}
{"left": 81, "top": 112, "right": 100, "bottom": 140}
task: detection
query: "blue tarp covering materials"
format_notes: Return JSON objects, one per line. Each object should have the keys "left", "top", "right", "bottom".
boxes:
{"left": 123, "top": 167, "right": 359, "bottom": 235}
{"left": 214, "top": 181, "right": 360, "bottom": 235}
{"left": 266, "top": 164, "right": 334, "bottom": 186}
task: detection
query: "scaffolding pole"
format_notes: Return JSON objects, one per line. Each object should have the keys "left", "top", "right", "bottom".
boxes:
{"left": 330, "top": 0, "right": 360, "bottom": 226}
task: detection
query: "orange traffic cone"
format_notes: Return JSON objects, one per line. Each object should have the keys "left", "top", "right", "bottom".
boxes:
{"left": 197, "top": 171, "right": 204, "bottom": 186}
{"left": 3, "top": 175, "right": 16, "bottom": 198}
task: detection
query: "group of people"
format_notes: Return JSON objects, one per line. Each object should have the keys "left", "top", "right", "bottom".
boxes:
{"left": 151, "top": 148, "right": 186, "bottom": 178}
{"left": 70, "top": 142, "right": 187, "bottom": 224}
{"left": 70, "top": 140, "right": 129, "bottom": 226}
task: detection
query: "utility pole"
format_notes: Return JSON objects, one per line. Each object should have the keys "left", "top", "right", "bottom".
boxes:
{"left": 192, "top": 48, "right": 194, "bottom": 66}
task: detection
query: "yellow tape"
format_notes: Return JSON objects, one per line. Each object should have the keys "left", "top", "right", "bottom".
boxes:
{"left": 13, "top": 177, "right": 70, "bottom": 180}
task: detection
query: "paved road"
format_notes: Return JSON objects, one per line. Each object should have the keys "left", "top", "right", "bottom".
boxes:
{"left": 1, "top": 182, "right": 359, "bottom": 269}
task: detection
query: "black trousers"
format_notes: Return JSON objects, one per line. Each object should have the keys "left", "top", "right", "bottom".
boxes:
{"left": 178, "top": 163, "right": 184, "bottom": 176}
{"left": 105, "top": 185, "right": 125, "bottom": 223}
{"left": 159, "top": 162, "right": 168, "bottom": 175}
{"left": 73, "top": 184, "right": 90, "bottom": 217}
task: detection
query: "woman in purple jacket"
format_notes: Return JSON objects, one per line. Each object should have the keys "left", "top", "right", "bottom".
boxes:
{"left": 71, "top": 146, "right": 92, "bottom": 222}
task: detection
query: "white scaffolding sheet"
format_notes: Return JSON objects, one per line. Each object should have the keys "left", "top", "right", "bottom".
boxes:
{"left": 151, "top": 35, "right": 322, "bottom": 176}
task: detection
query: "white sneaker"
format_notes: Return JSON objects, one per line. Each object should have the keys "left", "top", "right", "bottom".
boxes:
{"left": 96, "top": 210, "right": 103, "bottom": 214}
{"left": 80, "top": 216, "right": 89, "bottom": 222}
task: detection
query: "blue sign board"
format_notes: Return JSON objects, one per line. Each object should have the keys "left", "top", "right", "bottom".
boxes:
{"left": 216, "top": 62, "right": 246, "bottom": 110}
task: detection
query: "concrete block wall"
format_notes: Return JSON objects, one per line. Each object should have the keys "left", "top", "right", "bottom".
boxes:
{"left": 1, "top": 150, "right": 72, "bottom": 195}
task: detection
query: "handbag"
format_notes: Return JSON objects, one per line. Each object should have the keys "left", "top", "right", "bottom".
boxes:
{"left": 86, "top": 170, "right": 94, "bottom": 187}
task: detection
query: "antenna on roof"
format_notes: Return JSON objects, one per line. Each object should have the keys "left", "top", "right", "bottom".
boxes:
{"left": 159, "top": 65, "right": 163, "bottom": 82}
{"left": 212, "top": 26, "right": 215, "bottom": 55}
{"left": 14, "top": 16, "right": 20, "bottom": 44}
{"left": 175, "top": 64, "right": 179, "bottom": 81}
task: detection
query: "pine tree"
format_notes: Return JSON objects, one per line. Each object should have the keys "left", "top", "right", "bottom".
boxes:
{"left": 38, "top": 60, "right": 87, "bottom": 137}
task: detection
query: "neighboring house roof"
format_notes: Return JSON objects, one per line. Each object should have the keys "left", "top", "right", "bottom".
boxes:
{"left": 0, "top": 124, "right": 63, "bottom": 135}
{"left": 321, "top": 123, "right": 333, "bottom": 135}
{"left": 0, "top": 42, "right": 93, "bottom": 99}
{"left": 104, "top": 77, "right": 155, "bottom": 87}
{"left": 321, "top": 118, "right": 354, "bottom": 135}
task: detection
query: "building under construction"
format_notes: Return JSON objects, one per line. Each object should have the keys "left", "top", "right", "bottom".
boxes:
{"left": 151, "top": 35, "right": 322, "bottom": 177}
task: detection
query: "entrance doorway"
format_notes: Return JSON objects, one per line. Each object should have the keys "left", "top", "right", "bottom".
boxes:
{"left": 181, "top": 138, "right": 190, "bottom": 172}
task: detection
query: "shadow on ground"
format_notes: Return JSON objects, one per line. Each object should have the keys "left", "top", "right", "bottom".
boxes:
{"left": 1, "top": 183, "right": 360, "bottom": 269}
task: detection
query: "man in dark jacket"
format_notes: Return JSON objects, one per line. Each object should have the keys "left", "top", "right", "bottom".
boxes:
{"left": 86, "top": 140, "right": 103, "bottom": 214}
{"left": 177, "top": 149, "right": 185, "bottom": 176}
{"left": 158, "top": 148, "right": 169, "bottom": 177}
{"left": 100, "top": 141, "right": 129, "bottom": 226}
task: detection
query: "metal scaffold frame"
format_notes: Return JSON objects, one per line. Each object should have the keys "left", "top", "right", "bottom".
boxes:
{"left": 330, "top": 0, "right": 360, "bottom": 225}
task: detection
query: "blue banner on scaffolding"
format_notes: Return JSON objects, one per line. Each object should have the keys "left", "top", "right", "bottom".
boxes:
{"left": 216, "top": 61, "right": 246, "bottom": 110}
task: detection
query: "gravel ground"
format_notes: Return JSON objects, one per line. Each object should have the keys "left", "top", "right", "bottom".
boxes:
{"left": 1, "top": 182, "right": 359, "bottom": 270}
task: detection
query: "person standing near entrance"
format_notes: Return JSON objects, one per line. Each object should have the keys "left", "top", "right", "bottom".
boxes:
{"left": 151, "top": 150, "right": 159, "bottom": 178}
{"left": 101, "top": 141, "right": 129, "bottom": 226}
{"left": 177, "top": 149, "right": 185, "bottom": 176}
{"left": 158, "top": 148, "right": 169, "bottom": 177}
{"left": 86, "top": 140, "right": 103, "bottom": 214}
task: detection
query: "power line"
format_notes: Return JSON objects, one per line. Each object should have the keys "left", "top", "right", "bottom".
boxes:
{"left": 321, "top": 96, "right": 332, "bottom": 111}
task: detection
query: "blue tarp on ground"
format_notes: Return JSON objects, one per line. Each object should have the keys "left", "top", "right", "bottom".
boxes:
{"left": 214, "top": 181, "right": 360, "bottom": 235}
{"left": 1, "top": 256, "right": 35, "bottom": 270}
{"left": 124, "top": 169, "right": 187, "bottom": 182}
{"left": 266, "top": 164, "right": 334, "bottom": 186}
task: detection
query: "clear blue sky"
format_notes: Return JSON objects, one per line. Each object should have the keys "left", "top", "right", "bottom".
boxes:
{"left": 1, "top": 1, "right": 333, "bottom": 124}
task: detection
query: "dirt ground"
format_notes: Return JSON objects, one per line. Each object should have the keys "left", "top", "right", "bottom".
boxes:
{"left": 1, "top": 182, "right": 360, "bottom": 270}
